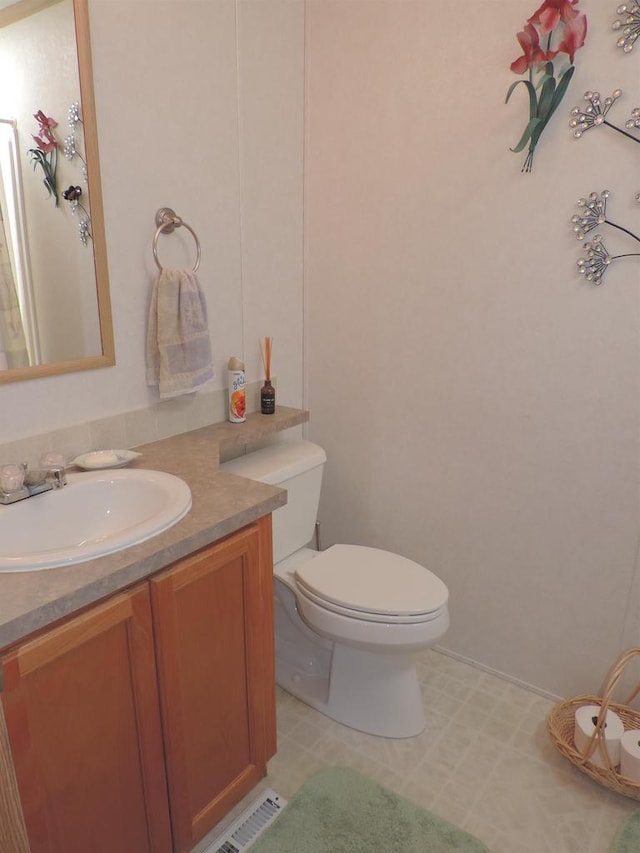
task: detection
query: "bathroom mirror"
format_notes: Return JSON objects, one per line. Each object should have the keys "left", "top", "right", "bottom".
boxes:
{"left": 0, "top": 0, "right": 114, "bottom": 384}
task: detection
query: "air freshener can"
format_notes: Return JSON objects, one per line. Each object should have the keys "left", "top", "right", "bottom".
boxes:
{"left": 228, "top": 357, "right": 246, "bottom": 423}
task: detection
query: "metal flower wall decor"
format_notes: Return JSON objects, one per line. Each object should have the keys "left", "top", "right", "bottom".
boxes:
{"left": 559, "top": 4, "right": 640, "bottom": 286}
{"left": 25, "top": 103, "right": 91, "bottom": 245}
{"left": 507, "top": 0, "right": 587, "bottom": 172}
{"left": 61, "top": 102, "right": 91, "bottom": 245}
{"left": 569, "top": 86, "right": 640, "bottom": 206}
{"left": 613, "top": 4, "right": 640, "bottom": 52}
{"left": 572, "top": 191, "right": 640, "bottom": 284}
{"left": 567, "top": 83, "right": 640, "bottom": 285}
{"left": 569, "top": 88, "right": 640, "bottom": 148}
{"left": 503, "top": 3, "right": 640, "bottom": 286}
{"left": 62, "top": 185, "right": 91, "bottom": 246}
{"left": 64, "top": 102, "right": 88, "bottom": 184}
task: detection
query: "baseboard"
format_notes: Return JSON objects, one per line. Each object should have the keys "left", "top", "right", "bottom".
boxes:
{"left": 432, "top": 645, "right": 562, "bottom": 703}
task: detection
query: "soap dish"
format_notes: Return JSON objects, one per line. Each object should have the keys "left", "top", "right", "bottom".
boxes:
{"left": 71, "top": 450, "right": 142, "bottom": 470}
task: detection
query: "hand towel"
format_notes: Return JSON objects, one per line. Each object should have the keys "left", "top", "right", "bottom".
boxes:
{"left": 146, "top": 268, "right": 214, "bottom": 399}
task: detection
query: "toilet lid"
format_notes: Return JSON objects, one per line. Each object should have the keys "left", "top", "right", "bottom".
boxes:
{"left": 294, "top": 545, "right": 448, "bottom": 618}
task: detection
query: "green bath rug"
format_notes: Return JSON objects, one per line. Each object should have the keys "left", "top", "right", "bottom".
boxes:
{"left": 611, "top": 809, "right": 640, "bottom": 853}
{"left": 249, "top": 766, "right": 489, "bottom": 852}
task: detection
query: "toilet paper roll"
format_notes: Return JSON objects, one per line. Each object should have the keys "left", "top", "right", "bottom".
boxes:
{"left": 574, "top": 704, "right": 624, "bottom": 769}
{"left": 620, "top": 730, "right": 640, "bottom": 782}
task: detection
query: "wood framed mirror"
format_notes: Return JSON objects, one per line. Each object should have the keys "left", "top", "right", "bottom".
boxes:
{"left": 0, "top": 0, "right": 114, "bottom": 384}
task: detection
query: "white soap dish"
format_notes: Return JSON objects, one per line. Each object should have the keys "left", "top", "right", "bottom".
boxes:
{"left": 71, "top": 450, "right": 142, "bottom": 470}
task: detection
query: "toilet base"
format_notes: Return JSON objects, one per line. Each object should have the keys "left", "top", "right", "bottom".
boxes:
{"left": 275, "top": 623, "right": 426, "bottom": 738}
{"left": 274, "top": 570, "right": 428, "bottom": 738}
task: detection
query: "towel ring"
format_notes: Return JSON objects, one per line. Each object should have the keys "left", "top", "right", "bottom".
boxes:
{"left": 153, "top": 207, "right": 201, "bottom": 272}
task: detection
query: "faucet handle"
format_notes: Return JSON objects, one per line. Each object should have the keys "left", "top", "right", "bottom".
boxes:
{"left": 0, "top": 464, "right": 26, "bottom": 494}
{"left": 40, "top": 453, "right": 67, "bottom": 489}
{"left": 45, "top": 465, "right": 67, "bottom": 489}
{"left": 40, "top": 452, "right": 66, "bottom": 469}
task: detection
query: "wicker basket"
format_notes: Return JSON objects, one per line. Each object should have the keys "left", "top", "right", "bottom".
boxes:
{"left": 547, "top": 648, "right": 640, "bottom": 799}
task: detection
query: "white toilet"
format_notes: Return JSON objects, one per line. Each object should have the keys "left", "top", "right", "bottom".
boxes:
{"left": 221, "top": 440, "right": 449, "bottom": 738}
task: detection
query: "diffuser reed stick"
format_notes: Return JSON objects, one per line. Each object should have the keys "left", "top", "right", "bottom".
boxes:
{"left": 261, "top": 337, "right": 273, "bottom": 382}
{"left": 260, "top": 337, "right": 275, "bottom": 414}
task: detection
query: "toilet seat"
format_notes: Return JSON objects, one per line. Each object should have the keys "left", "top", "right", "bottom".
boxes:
{"left": 296, "top": 584, "right": 446, "bottom": 624}
{"left": 294, "top": 544, "right": 448, "bottom": 623}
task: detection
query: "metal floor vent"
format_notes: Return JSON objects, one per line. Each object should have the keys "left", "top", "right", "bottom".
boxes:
{"left": 203, "top": 789, "right": 287, "bottom": 853}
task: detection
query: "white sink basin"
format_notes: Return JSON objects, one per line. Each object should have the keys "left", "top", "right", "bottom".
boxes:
{"left": 0, "top": 469, "right": 192, "bottom": 572}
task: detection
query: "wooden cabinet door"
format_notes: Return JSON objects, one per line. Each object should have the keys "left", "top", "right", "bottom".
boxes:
{"left": 151, "top": 515, "right": 276, "bottom": 853}
{"left": 1, "top": 584, "right": 172, "bottom": 853}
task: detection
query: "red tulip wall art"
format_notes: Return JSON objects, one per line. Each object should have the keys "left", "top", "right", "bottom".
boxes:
{"left": 507, "top": 0, "right": 587, "bottom": 172}
{"left": 27, "top": 110, "right": 59, "bottom": 205}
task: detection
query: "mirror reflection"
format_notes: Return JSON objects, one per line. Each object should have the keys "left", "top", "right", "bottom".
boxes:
{"left": 0, "top": 0, "right": 113, "bottom": 382}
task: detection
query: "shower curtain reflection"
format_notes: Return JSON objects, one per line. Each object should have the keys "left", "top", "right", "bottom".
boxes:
{"left": 0, "top": 206, "right": 28, "bottom": 368}
{"left": 0, "top": 118, "right": 39, "bottom": 367}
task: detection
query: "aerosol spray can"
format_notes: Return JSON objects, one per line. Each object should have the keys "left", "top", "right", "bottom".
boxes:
{"left": 228, "top": 356, "right": 246, "bottom": 423}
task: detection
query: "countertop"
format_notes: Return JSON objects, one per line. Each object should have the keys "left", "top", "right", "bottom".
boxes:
{"left": 0, "top": 406, "right": 309, "bottom": 650}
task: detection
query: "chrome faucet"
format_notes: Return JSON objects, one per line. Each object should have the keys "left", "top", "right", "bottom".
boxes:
{"left": 0, "top": 459, "right": 66, "bottom": 505}
{"left": 45, "top": 465, "right": 67, "bottom": 489}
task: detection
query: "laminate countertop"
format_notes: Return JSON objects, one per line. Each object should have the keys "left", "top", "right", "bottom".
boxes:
{"left": 0, "top": 406, "right": 309, "bottom": 650}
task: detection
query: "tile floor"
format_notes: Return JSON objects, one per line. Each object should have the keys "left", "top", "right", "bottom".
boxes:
{"left": 198, "top": 649, "right": 638, "bottom": 853}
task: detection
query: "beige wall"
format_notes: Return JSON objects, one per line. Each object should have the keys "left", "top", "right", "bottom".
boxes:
{"left": 304, "top": 0, "right": 640, "bottom": 698}
{"left": 0, "top": 0, "right": 305, "bottom": 440}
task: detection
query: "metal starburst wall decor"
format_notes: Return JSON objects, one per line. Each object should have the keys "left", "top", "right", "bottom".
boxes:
{"left": 61, "top": 102, "right": 91, "bottom": 245}
{"left": 569, "top": 88, "right": 640, "bottom": 152}
{"left": 568, "top": 86, "right": 640, "bottom": 210}
{"left": 507, "top": 0, "right": 587, "bottom": 172}
{"left": 572, "top": 191, "right": 640, "bottom": 284}
{"left": 613, "top": 3, "right": 640, "bottom": 53}
{"left": 64, "top": 102, "right": 88, "bottom": 183}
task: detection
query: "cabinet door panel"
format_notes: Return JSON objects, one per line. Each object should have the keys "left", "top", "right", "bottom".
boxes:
{"left": 1, "top": 585, "right": 172, "bottom": 853}
{"left": 152, "top": 517, "right": 275, "bottom": 853}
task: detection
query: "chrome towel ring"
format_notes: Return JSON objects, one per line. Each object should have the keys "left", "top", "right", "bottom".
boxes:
{"left": 153, "top": 207, "right": 201, "bottom": 272}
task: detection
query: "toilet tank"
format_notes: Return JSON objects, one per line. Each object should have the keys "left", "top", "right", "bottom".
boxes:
{"left": 220, "top": 440, "right": 326, "bottom": 564}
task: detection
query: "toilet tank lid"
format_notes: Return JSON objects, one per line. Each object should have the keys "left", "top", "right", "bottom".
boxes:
{"left": 220, "top": 440, "right": 326, "bottom": 485}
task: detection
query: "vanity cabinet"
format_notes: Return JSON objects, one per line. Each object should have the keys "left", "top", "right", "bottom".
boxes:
{"left": 0, "top": 515, "right": 276, "bottom": 853}
{"left": 151, "top": 516, "right": 276, "bottom": 853}
{"left": 1, "top": 584, "right": 173, "bottom": 853}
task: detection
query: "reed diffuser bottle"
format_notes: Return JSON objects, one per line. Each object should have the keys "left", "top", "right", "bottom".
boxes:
{"left": 260, "top": 337, "right": 275, "bottom": 415}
